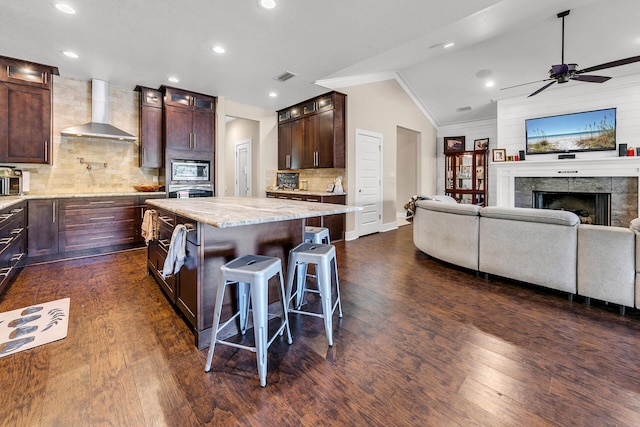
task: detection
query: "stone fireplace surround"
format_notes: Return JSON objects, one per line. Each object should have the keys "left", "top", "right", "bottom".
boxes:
{"left": 493, "top": 157, "right": 640, "bottom": 227}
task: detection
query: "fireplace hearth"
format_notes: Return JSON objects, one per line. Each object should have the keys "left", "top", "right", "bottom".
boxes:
{"left": 533, "top": 191, "right": 610, "bottom": 225}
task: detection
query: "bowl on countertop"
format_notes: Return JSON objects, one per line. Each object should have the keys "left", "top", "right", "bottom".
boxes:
{"left": 133, "top": 185, "right": 165, "bottom": 192}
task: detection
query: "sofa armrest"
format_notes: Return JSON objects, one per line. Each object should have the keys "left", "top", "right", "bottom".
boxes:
{"left": 577, "top": 224, "right": 635, "bottom": 307}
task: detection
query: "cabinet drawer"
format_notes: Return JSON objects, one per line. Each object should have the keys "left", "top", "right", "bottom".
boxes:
{"left": 59, "top": 226, "right": 137, "bottom": 252}
{"left": 59, "top": 207, "right": 137, "bottom": 230}
{"left": 148, "top": 242, "right": 176, "bottom": 302}
{"left": 59, "top": 196, "right": 137, "bottom": 210}
{"left": 0, "top": 210, "right": 26, "bottom": 239}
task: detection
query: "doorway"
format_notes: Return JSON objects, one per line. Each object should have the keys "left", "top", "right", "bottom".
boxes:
{"left": 396, "top": 127, "right": 419, "bottom": 226}
{"left": 355, "top": 128, "right": 382, "bottom": 236}
{"left": 235, "top": 139, "right": 252, "bottom": 197}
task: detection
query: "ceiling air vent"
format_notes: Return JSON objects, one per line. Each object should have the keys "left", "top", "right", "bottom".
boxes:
{"left": 455, "top": 105, "right": 472, "bottom": 112}
{"left": 274, "top": 71, "right": 297, "bottom": 82}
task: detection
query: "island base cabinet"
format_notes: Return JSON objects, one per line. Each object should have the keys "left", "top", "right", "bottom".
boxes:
{"left": 0, "top": 201, "right": 27, "bottom": 295}
{"left": 194, "top": 219, "right": 304, "bottom": 349}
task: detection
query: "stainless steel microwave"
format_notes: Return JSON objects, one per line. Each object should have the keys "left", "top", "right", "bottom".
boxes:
{"left": 0, "top": 176, "right": 22, "bottom": 196}
{"left": 170, "top": 159, "right": 210, "bottom": 182}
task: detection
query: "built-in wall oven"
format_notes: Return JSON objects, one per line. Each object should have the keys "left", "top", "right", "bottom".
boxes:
{"left": 168, "top": 159, "right": 213, "bottom": 198}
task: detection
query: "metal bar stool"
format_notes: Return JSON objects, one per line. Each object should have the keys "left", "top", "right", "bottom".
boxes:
{"left": 304, "top": 226, "right": 330, "bottom": 244}
{"left": 285, "top": 243, "right": 343, "bottom": 346}
{"left": 204, "top": 254, "right": 292, "bottom": 387}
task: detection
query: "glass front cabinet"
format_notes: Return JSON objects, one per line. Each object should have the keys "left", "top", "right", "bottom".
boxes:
{"left": 445, "top": 150, "right": 487, "bottom": 205}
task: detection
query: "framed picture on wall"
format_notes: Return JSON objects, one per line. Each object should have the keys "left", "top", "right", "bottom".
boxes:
{"left": 474, "top": 138, "right": 489, "bottom": 151}
{"left": 492, "top": 148, "right": 506, "bottom": 162}
{"left": 444, "top": 136, "right": 465, "bottom": 153}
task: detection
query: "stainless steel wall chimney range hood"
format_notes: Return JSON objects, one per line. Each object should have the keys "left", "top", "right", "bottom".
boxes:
{"left": 60, "top": 79, "right": 136, "bottom": 141}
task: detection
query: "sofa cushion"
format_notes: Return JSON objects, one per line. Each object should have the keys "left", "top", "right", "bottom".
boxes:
{"left": 629, "top": 217, "right": 640, "bottom": 232}
{"left": 480, "top": 206, "right": 579, "bottom": 226}
{"left": 416, "top": 200, "right": 481, "bottom": 216}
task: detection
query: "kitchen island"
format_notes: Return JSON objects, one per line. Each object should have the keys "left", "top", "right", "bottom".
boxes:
{"left": 145, "top": 196, "right": 360, "bottom": 348}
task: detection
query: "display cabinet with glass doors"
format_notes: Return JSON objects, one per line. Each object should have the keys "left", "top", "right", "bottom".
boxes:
{"left": 445, "top": 150, "right": 487, "bottom": 205}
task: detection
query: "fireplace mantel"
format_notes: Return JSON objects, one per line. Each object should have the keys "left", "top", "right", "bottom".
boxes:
{"left": 493, "top": 156, "right": 640, "bottom": 214}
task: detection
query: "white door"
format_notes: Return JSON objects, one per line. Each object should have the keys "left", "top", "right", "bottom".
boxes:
{"left": 355, "top": 129, "right": 382, "bottom": 236}
{"left": 235, "top": 139, "right": 252, "bottom": 197}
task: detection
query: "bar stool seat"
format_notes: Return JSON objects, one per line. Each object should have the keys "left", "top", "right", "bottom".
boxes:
{"left": 204, "top": 254, "right": 292, "bottom": 387}
{"left": 285, "top": 243, "right": 343, "bottom": 346}
{"left": 304, "top": 226, "right": 330, "bottom": 244}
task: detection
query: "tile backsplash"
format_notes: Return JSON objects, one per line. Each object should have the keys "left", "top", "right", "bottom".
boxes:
{"left": 13, "top": 76, "right": 158, "bottom": 195}
{"left": 266, "top": 168, "right": 346, "bottom": 193}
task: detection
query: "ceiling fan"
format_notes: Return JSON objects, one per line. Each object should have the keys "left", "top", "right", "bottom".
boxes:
{"left": 502, "top": 9, "right": 640, "bottom": 97}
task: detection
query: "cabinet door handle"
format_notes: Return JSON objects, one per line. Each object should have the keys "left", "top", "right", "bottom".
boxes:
{"left": 193, "top": 133, "right": 197, "bottom": 149}
{"left": 90, "top": 235, "right": 115, "bottom": 241}
{"left": 286, "top": 154, "right": 290, "bottom": 169}
{"left": 44, "top": 141, "right": 49, "bottom": 163}
{"left": 89, "top": 200, "right": 115, "bottom": 205}
{"left": 89, "top": 216, "right": 116, "bottom": 221}
{"left": 52, "top": 201, "right": 56, "bottom": 223}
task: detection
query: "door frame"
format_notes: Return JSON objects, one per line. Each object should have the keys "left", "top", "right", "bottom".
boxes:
{"left": 354, "top": 128, "right": 383, "bottom": 237}
{"left": 235, "top": 139, "right": 252, "bottom": 197}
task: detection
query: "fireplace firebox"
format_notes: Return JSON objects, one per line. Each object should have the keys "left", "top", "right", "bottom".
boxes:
{"left": 533, "top": 191, "right": 611, "bottom": 225}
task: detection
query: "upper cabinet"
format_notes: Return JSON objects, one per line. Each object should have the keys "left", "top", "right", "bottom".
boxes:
{"left": 0, "top": 56, "right": 59, "bottom": 164}
{"left": 134, "top": 86, "right": 163, "bottom": 168}
{"left": 277, "top": 91, "right": 345, "bottom": 170}
{"left": 161, "top": 86, "right": 216, "bottom": 155}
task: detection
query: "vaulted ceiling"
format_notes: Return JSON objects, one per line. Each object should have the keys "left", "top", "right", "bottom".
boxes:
{"left": 2, "top": 0, "right": 639, "bottom": 127}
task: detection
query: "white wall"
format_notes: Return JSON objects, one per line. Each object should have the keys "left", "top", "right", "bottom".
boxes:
{"left": 493, "top": 73, "right": 640, "bottom": 206}
{"left": 339, "top": 79, "right": 438, "bottom": 235}
{"left": 215, "top": 98, "right": 278, "bottom": 198}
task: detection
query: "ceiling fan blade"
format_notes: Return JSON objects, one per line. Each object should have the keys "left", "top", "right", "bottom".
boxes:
{"left": 571, "top": 74, "right": 611, "bottom": 83}
{"left": 576, "top": 55, "right": 640, "bottom": 74}
{"left": 528, "top": 81, "right": 556, "bottom": 97}
{"left": 500, "top": 78, "right": 553, "bottom": 91}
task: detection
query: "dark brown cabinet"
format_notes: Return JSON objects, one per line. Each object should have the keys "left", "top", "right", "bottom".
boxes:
{"left": 162, "top": 86, "right": 215, "bottom": 154}
{"left": 147, "top": 208, "right": 199, "bottom": 329}
{"left": 277, "top": 91, "right": 346, "bottom": 170}
{"left": 0, "top": 56, "right": 59, "bottom": 164}
{"left": 57, "top": 197, "right": 138, "bottom": 252}
{"left": 135, "top": 86, "right": 163, "bottom": 168}
{"left": 0, "top": 201, "right": 27, "bottom": 295}
{"left": 27, "top": 196, "right": 146, "bottom": 262}
{"left": 278, "top": 119, "right": 303, "bottom": 169}
{"left": 266, "top": 192, "right": 346, "bottom": 241}
{"left": 27, "top": 199, "right": 59, "bottom": 257}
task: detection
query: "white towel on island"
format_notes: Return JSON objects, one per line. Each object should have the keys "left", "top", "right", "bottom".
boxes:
{"left": 162, "top": 224, "right": 187, "bottom": 279}
{"left": 141, "top": 209, "right": 157, "bottom": 245}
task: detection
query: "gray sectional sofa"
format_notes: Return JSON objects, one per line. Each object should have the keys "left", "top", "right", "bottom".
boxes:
{"left": 413, "top": 199, "right": 638, "bottom": 314}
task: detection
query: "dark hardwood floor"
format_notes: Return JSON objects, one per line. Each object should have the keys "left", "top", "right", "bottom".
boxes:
{"left": 1, "top": 224, "right": 640, "bottom": 426}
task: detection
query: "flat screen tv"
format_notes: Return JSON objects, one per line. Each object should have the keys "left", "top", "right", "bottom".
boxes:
{"left": 525, "top": 108, "right": 616, "bottom": 155}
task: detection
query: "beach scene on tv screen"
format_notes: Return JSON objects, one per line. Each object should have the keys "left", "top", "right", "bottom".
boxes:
{"left": 526, "top": 108, "right": 616, "bottom": 154}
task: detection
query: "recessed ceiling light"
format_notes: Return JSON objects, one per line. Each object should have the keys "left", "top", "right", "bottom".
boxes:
{"left": 260, "top": 0, "right": 277, "bottom": 9}
{"left": 485, "top": 81, "right": 495, "bottom": 88}
{"left": 443, "top": 42, "right": 455, "bottom": 49}
{"left": 62, "top": 50, "right": 78, "bottom": 58}
{"left": 55, "top": 3, "right": 76, "bottom": 14}
{"left": 269, "top": 92, "right": 277, "bottom": 97}
{"left": 168, "top": 76, "right": 179, "bottom": 83}
{"left": 212, "top": 46, "right": 225, "bottom": 54}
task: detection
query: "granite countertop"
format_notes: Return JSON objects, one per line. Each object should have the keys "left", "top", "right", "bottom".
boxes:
{"left": 267, "top": 189, "right": 347, "bottom": 197}
{"left": 0, "top": 191, "right": 166, "bottom": 210}
{"left": 147, "top": 196, "right": 361, "bottom": 228}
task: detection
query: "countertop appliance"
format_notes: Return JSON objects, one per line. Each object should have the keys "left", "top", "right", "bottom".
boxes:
{"left": 0, "top": 167, "right": 24, "bottom": 196}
